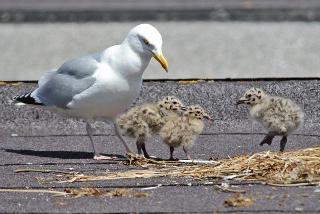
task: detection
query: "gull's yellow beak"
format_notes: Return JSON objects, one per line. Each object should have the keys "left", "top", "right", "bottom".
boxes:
{"left": 153, "top": 53, "right": 168, "bottom": 72}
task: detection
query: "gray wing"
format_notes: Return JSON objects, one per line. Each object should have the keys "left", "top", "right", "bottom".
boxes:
{"left": 34, "top": 55, "right": 98, "bottom": 108}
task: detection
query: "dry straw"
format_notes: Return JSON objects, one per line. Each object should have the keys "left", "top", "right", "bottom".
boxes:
{"left": 56, "top": 147, "right": 320, "bottom": 186}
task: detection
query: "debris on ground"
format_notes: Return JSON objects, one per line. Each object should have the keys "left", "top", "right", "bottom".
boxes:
{"left": 15, "top": 168, "right": 78, "bottom": 175}
{"left": 16, "top": 147, "right": 320, "bottom": 186}
{"left": 64, "top": 188, "right": 105, "bottom": 198}
{"left": 56, "top": 148, "right": 320, "bottom": 185}
{"left": 0, "top": 188, "right": 67, "bottom": 196}
{"left": 224, "top": 193, "right": 255, "bottom": 207}
{"left": 0, "top": 187, "right": 150, "bottom": 198}
{"left": 64, "top": 188, "right": 150, "bottom": 198}
{"left": 178, "top": 79, "right": 214, "bottom": 84}
{"left": 214, "top": 185, "right": 246, "bottom": 193}
{"left": 0, "top": 81, "right": 23, "bottom": 87}
{"left": 179, "top": 80, "right": 202, "bottom": 84}
{"left": 126, "top": 153, "right": 218, "bottom": 166}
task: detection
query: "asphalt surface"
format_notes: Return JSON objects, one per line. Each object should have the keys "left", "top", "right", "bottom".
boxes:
{"left": 0, "top": 80, "right": 319, "bottom": 213}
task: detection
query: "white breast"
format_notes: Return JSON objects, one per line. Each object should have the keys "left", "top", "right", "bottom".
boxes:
{"left": 67, "top": 63, "right": 142, "bottom": 119}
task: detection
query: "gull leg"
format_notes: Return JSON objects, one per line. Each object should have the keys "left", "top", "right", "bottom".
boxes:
{"left": 86, "top": 122, "right": 97, "bottom": 155}
{"left": 114, "top": 122, "right": 133, "bottom": 154}
{"left": 183, "top": 146, "right": 192, "bottom": 160}
{"left": 86, "top": 122, "right": 115, "bottom": 160}
{"left": 259, "top": 132, "right": 276, "bottom": 146}
{"left": 279, "top": 136, "right": 287, "bottom": 152}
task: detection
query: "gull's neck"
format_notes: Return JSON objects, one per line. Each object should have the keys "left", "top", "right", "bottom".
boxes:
{"left": 101, "top": 39, "right": 152, "bottom": 79}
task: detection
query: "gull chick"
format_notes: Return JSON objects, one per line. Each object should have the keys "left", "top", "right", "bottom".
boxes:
{"left": 237, "top": 87, "right": 304, "bottom": 152}
{"left": 13, "top": 24, "right": 169, "bottom": 160}
{"left": 117, "top": 96, "right": 185, "bottom": 158}
{"left": 159, "top": 105, "right": 211, "bottom": 160}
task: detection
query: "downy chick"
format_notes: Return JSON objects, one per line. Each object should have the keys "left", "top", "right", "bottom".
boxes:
{"left": 117, "top": 96, "right": 185, "bottom": 158}
{"left": 159, "top": 105, "right": 212, "bottom": 160}
{"left": 237, "top": 87, "right": 304, "bottom": 152}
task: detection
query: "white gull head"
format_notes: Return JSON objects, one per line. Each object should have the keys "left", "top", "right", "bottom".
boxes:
{"left": 124, "top": 24, "right": 168, "bottom": 72}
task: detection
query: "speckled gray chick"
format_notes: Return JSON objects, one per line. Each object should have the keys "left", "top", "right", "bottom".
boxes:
{"left": 237, "top": 87, "right": 304, "bottom": 152}
{"left": 159, "top": 105, "right": 212, "bottom": 160}
{"left": 117, "top": 96, "right": 185, "bottom": 158}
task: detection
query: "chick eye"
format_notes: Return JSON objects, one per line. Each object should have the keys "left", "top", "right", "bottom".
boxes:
{"left": 247, "top": 94, "right": 252, "bottom": 98}
{"left": 172, "top": 101, "right": 177, "bottom": 104}
{"left": 143, "top": 39, "right": 150, "bottom": 45}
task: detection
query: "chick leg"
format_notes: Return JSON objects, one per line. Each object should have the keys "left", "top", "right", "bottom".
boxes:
{"left": 141, "top": 143, "right": 150, "bottom": 159}
{"left": 279, "top": 136, "right": 287, "bottom": 152}
{"left": 136, "top": 141, "right": 142, "bottom": 155}
{"left": 169, "top": 146, "right": 175, "bottom": 160}
{"left": 183, "top": 146, "right": 192, "bottom": 160}
{"left": 259, "top": 132, "right": 276, "bottom": 146}
{"left": 136, "top": 137, "right": 150, "bottom": 158}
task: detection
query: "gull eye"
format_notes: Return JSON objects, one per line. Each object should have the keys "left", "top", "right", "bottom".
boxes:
{"left": 143, "top": 38, "right": 150, "bottom": 45}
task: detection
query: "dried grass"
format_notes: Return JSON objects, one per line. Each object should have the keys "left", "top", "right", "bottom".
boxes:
{"left": 179, "top": 80, "right": 202, "bottom": 84}
{"left": 0, "top": 188, "right": 67, "bottom": 196}
{"left": 64, "top": 188, "right": 150, "bottom": 198}
{"left": 184, "top": 147, "right": 320, "bottom": 185}
{"left": 0, "top": 188, "right": 150, "bottom": 198}
{"left": 19, "top": 148, "right": 320, "bottom": 186}
{"left": 0, "top": 81, "right": 22, "bottom": 87}
{"left": 224, "top": 193, "right": 255, "bottom": 207}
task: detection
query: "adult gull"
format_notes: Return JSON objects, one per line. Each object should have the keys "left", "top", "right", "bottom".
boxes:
{"left": 14, "top": 24, "right": 168, "bottom": 160}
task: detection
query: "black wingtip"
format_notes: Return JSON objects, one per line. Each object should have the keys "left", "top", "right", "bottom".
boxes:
{"left": 13, "top": 92, "right": 44, "bottom": 106}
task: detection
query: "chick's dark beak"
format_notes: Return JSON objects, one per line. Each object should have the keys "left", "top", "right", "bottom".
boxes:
{"left": 236, "top": 97, "right": 248, "bottom": 105}
{"left": 180, "top": 106, "right": 187, "bottom": 111}
{"left": 236, "top": 100, "right": 244, "bottom": 105}
{"left": 204, "top": 115, "right": 213, "bottom": 121}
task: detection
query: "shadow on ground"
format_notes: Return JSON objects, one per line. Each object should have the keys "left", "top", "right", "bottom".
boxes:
{"left": 3, "top": 149, "right": 125, "bottom": 159}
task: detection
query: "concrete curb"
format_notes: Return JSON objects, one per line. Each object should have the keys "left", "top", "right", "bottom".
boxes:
{"left": 1, "top": 22, "right": 319, "bottom": 81}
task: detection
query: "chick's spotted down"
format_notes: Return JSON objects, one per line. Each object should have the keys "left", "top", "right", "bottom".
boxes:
{"left": 237, "top": 87, "right": 304, "bottom": 152}
{"left": 117, "top": 96, "right": 185, "bottom": 158}
{"left": 159, "top": 105, "right": 211, "bottom": 160}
